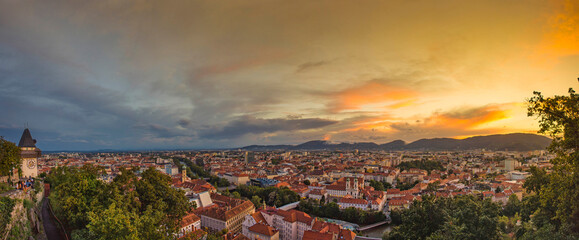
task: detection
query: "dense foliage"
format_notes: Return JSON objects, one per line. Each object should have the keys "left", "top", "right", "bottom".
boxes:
{"left": 523, "top": 88, "right": 579, "bottom": 236}
{"left": 234, "top": 184, "right": 300, "bottom": 207}
{"left": 271, "top": 158, "right": 282, "bottom": 165}
{"left": 0, "top": 138, "right": 20, "bottom": 176}
{"left": 396, "top": 180, "right": 419, "bottom": 191}
{"left": 297, "top": 199, "right": 387, "bottom": 225}
{"left": 369, "top": 180, "right": 392, "bottom": 191}
{"left": 385, "top": 195, "right": 502, "bottom": 240}
{"left": 46, "top": 165, "right": 192, "bottom": 240}
{"left": 0, "top": 197, "right": 16, "bottom": 236}
{"left": 396, "top": 160, "right": 443, "bottom": 173}
{"left": 0, "top": 182, "right": 12, "bottom": 194}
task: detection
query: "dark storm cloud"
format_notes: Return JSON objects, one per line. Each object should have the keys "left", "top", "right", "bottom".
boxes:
{"left": 0, "top": 37, "right": 190, "bottom": 149}
{"left": 295, "top": 60, "right": 331, "bottom": 73}
{"left": 0, "top": 41, "right": 132, "bottom": 122}
{"left": 133, "top": 123, "right": 185, "bottom": 138}
{"left": 178, "top": 119, "right": 192, "bottom": 128}
{"left": 201, "top": 116, "right": 338, "bottom": 139}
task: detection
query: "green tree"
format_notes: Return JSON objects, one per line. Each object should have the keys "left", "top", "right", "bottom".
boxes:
{"left": 0, "top": 138, "right": 20, "bottom": 176}
{"left": 48, "top": 165, "right": 107, "bottom": 230}
{"left": 323, "top": 202, "right": 341, "bottom": 218}
{"left": 519, "top": 194, "right": 541, "bottom": 222}
{"left": 232, "top": 191, "right": 241, "bottom": 199}
{"left": 386, "top": 195, "right": 501, "bottom": 240}
{"left": 135, "top": 168, "right": 191, "bottom": 234}
{"left": 523, "top": 166, "right": 549, "bottom": 193}
{"left": 47, "top": 166, "right": 192, "bottom": 239}
{"left": 397, "top": 180, "right": 419, "bottom": 191}
{"left": 234, "top": 185, "right": 299, "bottom": 207}
{"left": 498, "top": 214, "right": 522, "bottom": 236}
{"left": 519, "top": 222, "right": 577, "bottom": 240}
{"left": 343, "top": 207, "right": 358, "bottom": 223}
{"left": 527, "top": 88, "right": 579, "bottom": 233}
{"left": 386, "top": 195, "right": 447, "bottom": 240}
{"left": 503, "top": 194, "right": 521, "bottom": 217}
{"left": 382, "top": 181, "right": 393, "bottom": 190}
{"left": 426, "top": 181, "right": 440, "bottom": 192}
{"left": 85, "top": 203, "right": 139, "bottom": 240}
{"left": 250, "top": 195, "right": 262, "bottom": 208}
{"left": 369, "top": 180, "right": 385, "bottom": 191}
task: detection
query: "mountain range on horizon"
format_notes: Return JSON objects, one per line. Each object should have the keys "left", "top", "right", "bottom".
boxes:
{"left": 241, "top": 133, "right": 552, "bottom": 152}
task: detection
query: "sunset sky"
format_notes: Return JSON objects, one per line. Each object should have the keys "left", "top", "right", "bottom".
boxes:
{"left": 0, "top": 0, "right": 577, "bottom": 150}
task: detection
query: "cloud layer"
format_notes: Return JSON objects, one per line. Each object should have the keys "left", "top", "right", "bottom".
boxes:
{"left": 0, "top": 0, "right": 577, "bottom": 150}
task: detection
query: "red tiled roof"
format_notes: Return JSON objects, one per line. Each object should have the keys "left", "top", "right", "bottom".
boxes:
{"left": 251, "top": 212, "right": 268, "bottom": 225}
{"left": 326, "top": 184, "right": 346, "bottom": 191}
{"left": 339, "top": 198, "right": 368, "bottom": 205}
{"left": 178, "top": 179, "right": 216, "bottom": 193}
{"left": 275, "top": 209, "right": 313, "bottom": 224}
{"left": 180, "top": 212, "right": 200, "bottom": 228}
{"left": 248, "top": 223, "right": 278, "bottom": 236}
{"left": 339, "top": 229, "right": 356, "bottom": 240}
{"left": 303, "top": 231, "right": 334, "bottom": 240}
{"left": 387, "top": 189, "right": 401, "bottom": 194}
{"left": 309, "top": 189, "right": 327, "bottom": 195}
{"left": 312, "top": 220, "right": 341, "bottom": 234}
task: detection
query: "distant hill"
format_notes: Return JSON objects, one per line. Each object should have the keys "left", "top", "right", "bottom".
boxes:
{"left": 240, "top": 133, "right": 552, "bottom": 151}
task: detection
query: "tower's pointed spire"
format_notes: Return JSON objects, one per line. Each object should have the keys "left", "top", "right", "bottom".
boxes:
{"left": 18, "top": 128, "right": 36, "bottom": 148}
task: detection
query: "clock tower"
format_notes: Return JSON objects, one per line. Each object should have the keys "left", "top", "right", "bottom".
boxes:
{"left": 18, "top": 128, "right": 40, "bottom": 178}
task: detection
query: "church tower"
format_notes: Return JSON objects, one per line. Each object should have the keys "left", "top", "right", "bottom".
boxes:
{"left": 18, "top": 128, "right": 40, "bottom": 178}
{"left": 354, "top": 178, "right": 359, "bottom": 198}
{"left": 181, "top": 165, "right": 188, "bottom": 183}
{"left": 346, "top": 178, "right": 350, "bottom": 191}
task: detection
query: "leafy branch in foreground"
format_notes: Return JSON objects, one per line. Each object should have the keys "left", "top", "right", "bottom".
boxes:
{"left": 526, "top": 88, "right": 579, "bottom": 233}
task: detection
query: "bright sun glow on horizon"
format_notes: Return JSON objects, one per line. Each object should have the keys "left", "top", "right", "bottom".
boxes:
{"left": 0, "top": 0, "right": 577, "bottom": 150}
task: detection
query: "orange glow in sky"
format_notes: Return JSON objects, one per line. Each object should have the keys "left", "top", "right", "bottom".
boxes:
{"left": 0, "top": 0, "right": 577, "bottom": 149}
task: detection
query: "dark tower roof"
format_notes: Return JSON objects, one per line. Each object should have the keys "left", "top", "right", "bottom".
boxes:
{"left": 18, "top": 128, "right": 37, "bottom": 148}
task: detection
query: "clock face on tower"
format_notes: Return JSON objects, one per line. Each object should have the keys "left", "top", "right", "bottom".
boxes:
{"left": 27, "top": 159, "right": 36, "bottom": 169}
